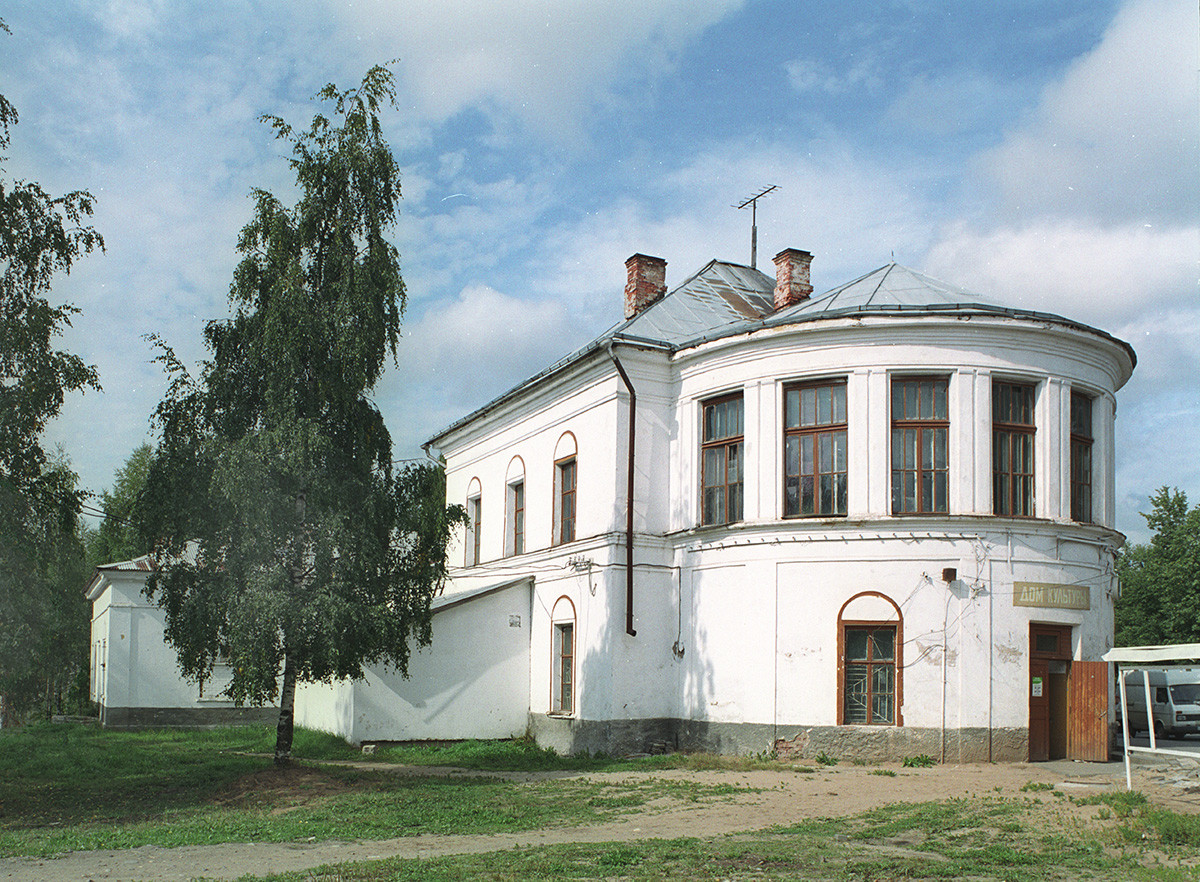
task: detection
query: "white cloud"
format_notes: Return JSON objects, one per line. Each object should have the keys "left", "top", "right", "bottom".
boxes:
{"left": 784, "top": 56, "right": 881, "bottom": 96}
{"left": 533, "top": 139, "right": 940, "bottom": 307}
{"left": 981, "top": 0, "right": 1199, "bottom": 225}
{"left": 322, "top": 0, "right": 746, "bottom": 139}
{"left": 924, "top": 220, "right": 1199, "bottom": 327}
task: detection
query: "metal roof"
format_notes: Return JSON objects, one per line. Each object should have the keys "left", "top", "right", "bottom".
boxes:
{"left": 95, "top": 555, "right": 154, "bottom": 572}
{"left": 426, "top": 259, "right": 1136, "bottom": 447}
{"left": 618, "top": 260, "right": 776, "bottom": 345}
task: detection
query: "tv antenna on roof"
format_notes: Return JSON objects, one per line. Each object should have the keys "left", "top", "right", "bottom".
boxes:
{"left": 734, "top": 185, "right": 777, "bottom": 270}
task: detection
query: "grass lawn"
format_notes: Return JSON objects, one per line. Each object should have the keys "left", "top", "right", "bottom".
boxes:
{"left": 0, "top": 723, "right": 750, "bottom": 857}
{"left": 6, "top": 723, "right": 1200, "bottom": 879}
{"left": 240, "top": 796, "right": 1200, "bottom": 881}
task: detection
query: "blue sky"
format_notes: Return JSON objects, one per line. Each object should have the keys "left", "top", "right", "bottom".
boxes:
{"left": 3, "top": 0, "right": 1196, "bottom": 544}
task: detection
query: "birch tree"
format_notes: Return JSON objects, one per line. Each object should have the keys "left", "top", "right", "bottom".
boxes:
{"left": 141, "top": 67, "right": 463, "bottom": 763}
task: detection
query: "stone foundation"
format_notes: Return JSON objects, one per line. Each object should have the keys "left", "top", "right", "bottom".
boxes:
{"left": 100, "top": 705, "right": 279, "bottom": 729}
{"left": 530, "top": 714, "right": 1029, "bottom": 762}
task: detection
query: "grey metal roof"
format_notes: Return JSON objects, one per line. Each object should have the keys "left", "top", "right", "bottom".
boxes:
{"left": 779, "top": 263, "right": 997, "bottom": 318}
{"left": 617, "top": 260, "right": 776, "bottom": 345}
{"left": 425, "top": 259, "right": 1136, "bottom": 447}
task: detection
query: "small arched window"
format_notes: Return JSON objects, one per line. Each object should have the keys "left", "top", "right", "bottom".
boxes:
{"left": 505, "top": 457, "right": 526, "bottom": 556}
{"left": 837, "top": 592, "right": 903, "bottom": 726}
{"left": 550, "top": 596, "right": 576, "bottom": 715}
{"left": 465, "top": 477, "right": 482, "bottom": 567}
{"left": 553, "top": 432, "right": 577, "bottom": 546}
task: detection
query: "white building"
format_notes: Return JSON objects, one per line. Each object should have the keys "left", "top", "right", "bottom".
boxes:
{"left": 86, "top": 556, "right": 277, "bottom": 728}
{"left": 315, "top": 249, "right": 1132, "bottom": 763}
{"left": 95, "top": 248, "right": 1135, "bottom": 763}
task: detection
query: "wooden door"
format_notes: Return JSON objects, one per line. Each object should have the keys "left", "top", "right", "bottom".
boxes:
{"left": 1068, "top": 660, "right": 1110, "bottom": 761}
{"left": 1029, "top": 658, "right": 1050, "bottom": 762}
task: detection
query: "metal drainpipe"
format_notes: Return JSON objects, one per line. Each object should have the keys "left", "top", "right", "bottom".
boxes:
{"left": 607, "top": 341, "right": 637, "bottom": 637}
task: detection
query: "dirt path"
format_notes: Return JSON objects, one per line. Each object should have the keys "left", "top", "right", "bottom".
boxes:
{"left": 2, "top": 759, "right": 1196, "bottom": 882}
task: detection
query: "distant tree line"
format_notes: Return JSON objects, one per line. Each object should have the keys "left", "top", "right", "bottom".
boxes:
{"left": 1115, "top": 488, "right": 1200, "bottom": 647}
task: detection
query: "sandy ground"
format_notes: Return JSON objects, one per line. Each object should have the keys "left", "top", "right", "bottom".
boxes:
{"left": 2, "top": 757, "right": 1198, "bottom": 882}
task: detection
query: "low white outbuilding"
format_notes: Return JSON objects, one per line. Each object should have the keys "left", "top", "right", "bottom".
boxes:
{"left": 86, "top": 556, "right": 276, "bottom": 728}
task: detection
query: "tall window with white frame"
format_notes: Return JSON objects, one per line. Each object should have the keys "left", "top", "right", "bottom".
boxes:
{"left": 891, "top": 377, "right": 949, "bottom": 514}
{"left": 555, "top": 457, "right": 576, "bottom": 545}
{"left": 841, "top": 624, "right": 898, "bottom": 725}
{"left": 784, "top": 379, "right": 847, "bottom": 517}
{"left": 701, "top": 394, "right": 744, "bottom": 526}
{"left": 506, "top": 480, "right": 525, "bottom": 555}
{"left": 1070, "top": 391, "right": 1093, "bottom": 523}
{"left": 466, "top": 493, "right": 482, "bottom": 566}
{"left": 551, "top": 597, "right": 575, "bottom": 715}
{"left": 993, "top": 381, "right": 1036, "bottom": 516}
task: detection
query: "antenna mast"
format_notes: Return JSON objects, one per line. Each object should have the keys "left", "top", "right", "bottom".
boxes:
{"left": 734, "top": 185, "right": 777, "bottom": 269}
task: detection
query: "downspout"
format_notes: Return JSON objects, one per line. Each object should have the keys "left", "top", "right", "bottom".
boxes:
{"left": 607, "top": 341, "right": 637, "bottom": 637}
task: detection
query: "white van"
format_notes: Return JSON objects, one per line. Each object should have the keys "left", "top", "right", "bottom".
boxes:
{"left": 1122, "top": 668, "right": 1200, "bottom": 739}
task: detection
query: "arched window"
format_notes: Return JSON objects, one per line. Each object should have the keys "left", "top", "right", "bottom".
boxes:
{"left": 553, "top": 432, "right": 577, "bottom": 546}
{"left": 550, "top": 596, "right": 576, "bottom": 715}
{"left": 465, "top": 477, "right": 482, "bottom": 567}
{"left": 837, "top": 592, "right": 903, "bottom": 726}
{"left": 504, "top": 457, "right": 526, "bottom": 556}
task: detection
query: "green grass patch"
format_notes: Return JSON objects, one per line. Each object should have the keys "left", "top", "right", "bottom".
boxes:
{"left": 0, "top": 724, "right": 754, "bottom": 858}
{"left": 243, "top": 798, "right": 1157, "bottom": 882}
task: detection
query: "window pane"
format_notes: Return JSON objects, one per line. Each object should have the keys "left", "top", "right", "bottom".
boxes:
{"left": 934, "top": 471, "right": 948, "bottom": 513}
{"left": 785, "top": 475, "right": 800, "bottom": 516}
{"left": 786, "top": 389, "right": 799, "bottom": 428}
{"left": 704, "top": 486, "right": 724, "bottom": 525}
{"left": 919, "top": 381, "right": 933, "bottom": 419}
{"left": 819, "top": 474, "right": 832, "bottom": 514}
{"left": 835, "top": 473, "right": 848, "bottom": 514}
{"left": 817, "top": 385, "right": 831, "bottom": 424}
{"left": 905, "top": 382, "right": 917, "bottom": 419}
{"left": 801, "top": 475, "right": 814, "bottom": 515}
{"left": 833, "top": 431, "right": 847, "bottom": 471}
{"left": 844, "top": 666, "right": 869, "bottom": 724}
{"left": 832, "top": 384, "right": 847, "bottom": 423}
{"left": 819, "top": 432, "right": 832, "bottom": 472}
{"left": 846, "top": 629, "right": 869, "bottom": 661}
{"left": 934, "top": 380, "right": 948, "bottom": 420}
{"left": 801, "top": 434, "right": 814, "bottom": 475}
{"left": 932, "top": 427, "right": 947, "bottom": 470}
{"left": 871, "top": 629, "right": 895, "bottom": 661}
{"left": 703, "top": 447, "right": 724, "bottom": 488}
{"left": 801, "top": 387, "right": 815, "bottom": 426}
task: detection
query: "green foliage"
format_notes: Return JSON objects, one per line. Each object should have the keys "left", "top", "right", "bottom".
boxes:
{"left": 0, "top": 454, "right": 92, "bottom": 724}
{"left": 0, "top": 19, "right": 102, "bottom": 724}
{"left": 814, "top": 751, "right": 838, "bottom": 766}
{"left": 86, "top": 443, "right": 152, "bottom": 567}
{"left": 902, "top": 753, "right": 936, "bottom": 767}
{"left": 138, "top": 67, "right": 464, "bottom": 764}
{"left": 1115, "top": 487, "right": 1200, "bottom": 645}
{"left": 0, "top": 724, "right": 744, "bottom": 857}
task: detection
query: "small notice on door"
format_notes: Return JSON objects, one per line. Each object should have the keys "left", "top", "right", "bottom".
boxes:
{"left": 1031, "top": 676, "right": 1044, "bottom": 697}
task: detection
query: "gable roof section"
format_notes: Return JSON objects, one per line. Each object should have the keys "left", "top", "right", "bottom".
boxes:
{"left": 426, "top": 260, "right": 1136, "bottom": 447}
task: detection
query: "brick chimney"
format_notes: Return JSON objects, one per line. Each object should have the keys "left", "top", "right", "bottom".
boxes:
{"left": 624, "top": 254, "right": 667, "bottom": 319}
{"left": 773, "top": 248, "right": 813, "bottom": 310}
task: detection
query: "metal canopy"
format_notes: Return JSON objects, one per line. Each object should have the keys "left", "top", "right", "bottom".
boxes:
{"left": 1104, "top": 644, "right": 1200, "bottom": 789}
{"left": 1103, "top": 644, "right": 1200, "bottom": 664}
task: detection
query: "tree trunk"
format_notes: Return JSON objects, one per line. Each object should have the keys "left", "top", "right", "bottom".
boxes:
{"left": 274, "top": 651, "right": 297, "bottom": 765}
